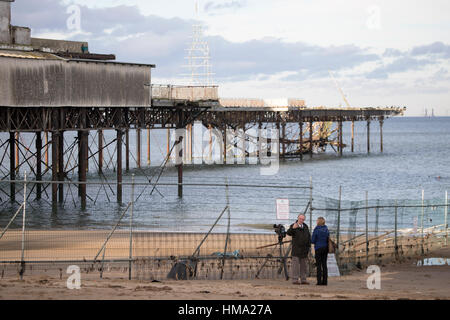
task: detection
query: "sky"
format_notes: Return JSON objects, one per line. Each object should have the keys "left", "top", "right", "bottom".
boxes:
{"left": 9, "top": 0, "right": 450, "bottom": 116}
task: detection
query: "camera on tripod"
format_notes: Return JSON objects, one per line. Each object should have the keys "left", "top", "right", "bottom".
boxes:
{"left": 273, "top": 224, "right": 287, "bottom": 241}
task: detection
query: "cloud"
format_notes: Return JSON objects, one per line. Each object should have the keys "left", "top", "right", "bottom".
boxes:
{"left": 9, "top": 0, "right": 450, "bottom": 88}
{"left": 411, "top": 41, "right": 450, "bottom": 58}
{"left": 204, "top": 0, "right": 246, "bottom": 15}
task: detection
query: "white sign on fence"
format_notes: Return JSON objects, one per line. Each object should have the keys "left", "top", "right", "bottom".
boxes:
{"left": 276, "top": 198, "right": 290, "bottom": 220}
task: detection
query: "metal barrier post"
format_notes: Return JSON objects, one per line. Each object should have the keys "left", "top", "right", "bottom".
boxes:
{"left": 309, "top": 176, "right": 313, "bottom": 229}
{"left": 336, "top": 186, "right": 342, "bottom": 263}
{"left": 445, "top": 190, "right": 448, "bottom": 246}
{"left": 365, "top": 191, "right": 369, "bottom": 265}
{"left": 129, "top": 174, "right": 135, "bottom": 280}
{"left": 421, "top": 190, "right": 425, "bottom": 256}
{"left": 394, "top": 200, "right": 398, "bottom": 260}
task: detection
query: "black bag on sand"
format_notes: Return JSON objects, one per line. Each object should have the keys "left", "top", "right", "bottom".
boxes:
{"left": 167, "top": 259, "right": 197, "bottom": 280}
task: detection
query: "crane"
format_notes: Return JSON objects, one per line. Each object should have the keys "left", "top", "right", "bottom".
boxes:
{"left": 329, "top": 70, "right": 351, "bottom": 108}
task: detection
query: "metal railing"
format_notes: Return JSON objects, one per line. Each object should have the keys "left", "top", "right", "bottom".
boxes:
{"left": 151, "top": 84, "right": 219, "bottom": 101}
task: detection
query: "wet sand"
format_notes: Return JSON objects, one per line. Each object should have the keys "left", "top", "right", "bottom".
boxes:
{"left": 1, "top": 247, "right": 449, "bottom": 300}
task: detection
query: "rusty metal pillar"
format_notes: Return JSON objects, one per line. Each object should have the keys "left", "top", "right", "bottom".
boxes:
{"left": 117, "top": 129, "right": 123, "bottom": 203}
{"left": 125, "top": 129, "right": 130, "bottom": 172}
{"left": 98, "top": 129, "right": 103, "bottom": 174}
{"left": 351, "top": 120, "right": 354, "bottom": 153}
{"left": 9, "top": 132, "right": 15, "bottom": 202}
{"left": 36, "top": 131, "right": 42, "bottom": 200}
{"left": 367, "top": 119, "right": 371, "bottom": 154}
{"left": 309, "top": 119, "right": 313, "bottom": 159}
{"left": 379, "top": 118, "right": 384, "bottom": 153}
{"left": 58, "top": 131, "right": 64, "bottom": 203}
{"left": 136, "top": 128, "right": 141, "bottom": 168}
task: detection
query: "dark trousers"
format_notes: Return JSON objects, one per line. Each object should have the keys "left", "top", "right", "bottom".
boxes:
{"left": 315, "top": 247, "right": 328, "bottom": 285}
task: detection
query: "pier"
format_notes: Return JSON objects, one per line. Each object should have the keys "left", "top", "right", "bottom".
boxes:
{"left": 0, "top": 0, "right": 404, "bottom": 206}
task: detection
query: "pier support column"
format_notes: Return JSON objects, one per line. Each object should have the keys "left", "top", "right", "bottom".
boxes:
{"left": 258, "top": 123, "right": 262, "bottom": 162}
{"left": 125, "top": 129, "right": 130, "bottom": 172}
{"left": 379, "top": 118, "right": 383, "bottom": 153}
{"left": 177, "top": 135, "right": 183, "bottom": 198}
{"left": 367, "top": 119, "right": 371, "bottom": 154}
{"left": 79, "top": 108, "right": 88, "bottom": 209}
{"left": 166, "top": 128, "right": 170, "bottom": 159}
{"left": 309, "top": 120, "right": 313, "bottom": 159}
{"left": 338, "top": 120, "right": 343, "bottom": 157}
{"left": 9, "top": 132, "right": 15, "bottom": 202}
{"left": 36, "top": 132, "right": 42, "bottom": 200}
{"left": 79, "top": 131, "right": 88, "bottom": 209}
{"left": 15, "top": 132, "right": 19, "bottom": 175}
{"left": 147, "top": 128, "right": 151, "bottom": 166}
{"left": 299, "top": 122, "right": 303, "bottom": 161}
{"left": 136, "top": 128, "right": 141, "bottom": 168}
{"left": 98, "top": 129, "right": 103, "bottom": 174}
{"left": 116, "top": 129, "right": 123, "bottom": 203}
{"left": 351, "top": 120, "right": 354, "bottom": 153}
{"left": 176, "top": 109, "right": 185, "bottom": 198}
{"left": 281, "top": 122, "right": 286, "bottom": 158}
{"left": 58, "top": 131, "right": 64, "bottom": 203}
{"left": 223, "top": 126, "right": 227, "bottom": 164}
{"left": 51, "top": 131, "right": 59, "bottom": 206}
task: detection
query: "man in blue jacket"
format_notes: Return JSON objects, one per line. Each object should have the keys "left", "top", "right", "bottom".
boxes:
{"left": 311, "top": 217, "right": 329, "bottom": 285}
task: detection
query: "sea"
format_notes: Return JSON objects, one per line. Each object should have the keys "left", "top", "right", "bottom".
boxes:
{"left": 0, "top": 116, "right": 449, "bottom": 233}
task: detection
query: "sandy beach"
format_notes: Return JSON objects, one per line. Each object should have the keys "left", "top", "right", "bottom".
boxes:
{"left": 1, "top": 247, "right": 448, "bottom": 300}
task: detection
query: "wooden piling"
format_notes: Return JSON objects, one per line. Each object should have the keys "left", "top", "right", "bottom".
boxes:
{"left": 36, "top": 132, "right": 42, "bottom": 200}
{"left": 9, "top": 132, "right": 15, "bottom": 202}
{"left": 367, "top": 120, "right": 370, "bottom": 154}
{"left": 117, "top": 129, "right": 123, "bottom": 203}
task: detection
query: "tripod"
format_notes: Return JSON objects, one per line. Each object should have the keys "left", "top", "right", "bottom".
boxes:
{"left": 255, "top": 233, "right": 290, "bottom": 280}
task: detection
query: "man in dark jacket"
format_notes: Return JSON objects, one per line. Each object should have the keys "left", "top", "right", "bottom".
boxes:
{"left": 286, "top": 214, "right": 311, "bottom": 285}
